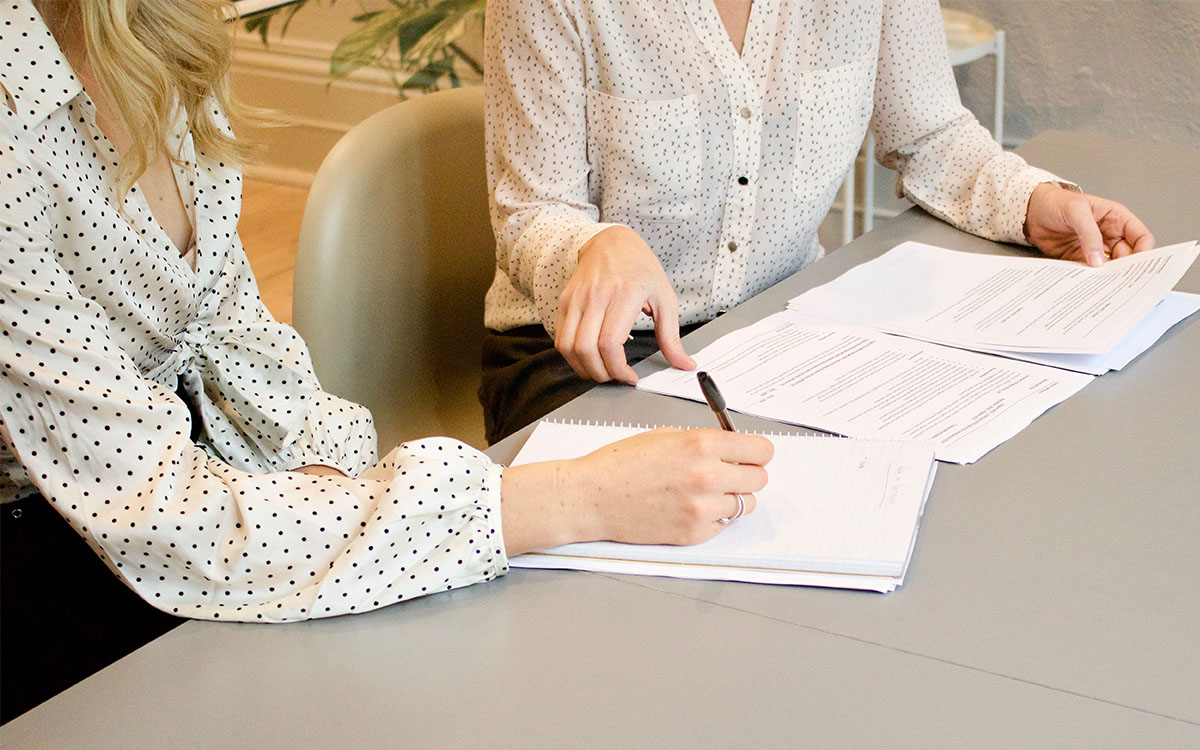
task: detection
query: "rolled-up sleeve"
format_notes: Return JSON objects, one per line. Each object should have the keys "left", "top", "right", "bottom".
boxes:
{"left": 872, "top": 0, "right": 1071, "bottom": 245}
{"left": 484, "top": 0, "right": 622, "bottom": 334}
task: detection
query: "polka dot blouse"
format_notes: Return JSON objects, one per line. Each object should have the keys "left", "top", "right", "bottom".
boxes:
{"left": 0, "top": 1, "right": 507, "bottom": 622}
{"left": 482, "top": 0, "right": 1070, "bottom": 335}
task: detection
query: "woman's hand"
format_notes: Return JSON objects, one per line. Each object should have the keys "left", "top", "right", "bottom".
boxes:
{"left": 555, "top": 226, "right": 697, "bottom": 384}
{"left": 293, "top": 464, "right": 347, "bottom": 477}
{"left": 1024, "top": 183, "right": 1155, "bottom": 267}
{"left": 500, "top": 428, "right": 774, "bottom": 556}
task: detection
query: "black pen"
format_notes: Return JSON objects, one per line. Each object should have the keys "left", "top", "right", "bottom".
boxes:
{"left": 697, "top": 371, "right": 737, "bottom": 432}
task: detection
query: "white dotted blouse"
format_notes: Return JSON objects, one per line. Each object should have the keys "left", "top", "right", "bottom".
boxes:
{"left": 0, "top": 1, "right": 507, "bottom": 622}
{"left": 483, "top": 0, "right": 1069, "bottom": 334}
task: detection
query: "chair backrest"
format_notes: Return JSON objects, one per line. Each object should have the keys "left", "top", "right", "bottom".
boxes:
{"left": 293, "top": 86, "right": 494, "bottom": 451}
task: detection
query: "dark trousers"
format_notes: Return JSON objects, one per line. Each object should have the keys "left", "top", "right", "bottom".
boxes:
{"left": 1, "top": 495, "right": 182, "bottom": 724}
{"left": 479, "top": 323, "right": 702, "bottom": 445}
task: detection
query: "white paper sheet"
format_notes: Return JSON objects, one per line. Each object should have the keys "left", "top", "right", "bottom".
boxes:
{"left": 971, "top": 291, "right": 1200, "bottom": 374}
{"left": 637, "top": 311, "right": 1093, "bottom": 464}
{"left": 786, "top": 241, "right": 1199, "bottom": 354}
{"left": 508, "top": 421, "right": 937, "bottom": 592}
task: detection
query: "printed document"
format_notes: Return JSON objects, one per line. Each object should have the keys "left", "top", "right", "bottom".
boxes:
{"left": 972, "top": 291, "right": 1200, "bottom": 374}
{"left": 786, "top": 241, "right": 1198, "bottom": 354}
{"left": 637, "top": 311, "right": 1092, "bottom": 464}
{"left": 509, "top": 421, "right": 938, "bottom": 593}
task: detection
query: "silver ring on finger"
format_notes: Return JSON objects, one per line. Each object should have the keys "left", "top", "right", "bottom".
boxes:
{"left": 717, "top": 493, "right": 746, "bottom": 525}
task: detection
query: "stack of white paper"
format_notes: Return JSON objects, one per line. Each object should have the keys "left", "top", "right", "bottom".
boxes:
{"left": 509, "top": 421, "right": 937, "bottom": 593}
{"left": 786, "top": 240, "right": 1200, "bottom": 373}
{"left": 636, "top": 242, "right": 1198, "bottom": 462}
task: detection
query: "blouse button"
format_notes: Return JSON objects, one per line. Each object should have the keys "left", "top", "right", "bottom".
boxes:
{"left": 737, "top": 176, "right": 749, "bottom": 186}
{"left": 740, "top": 107, "right": 752, "bottom": 119}
{"left": 727, "top": 241, "right": 738, "bottom": 252}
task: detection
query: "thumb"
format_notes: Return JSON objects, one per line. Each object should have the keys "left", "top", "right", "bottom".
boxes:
{"left": 1065, "top": 198, "right": 1107, "bottom": 267}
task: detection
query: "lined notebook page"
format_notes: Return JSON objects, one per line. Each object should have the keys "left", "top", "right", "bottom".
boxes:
{"left": 511, "top": 422, "right": 936, "bottom": 578}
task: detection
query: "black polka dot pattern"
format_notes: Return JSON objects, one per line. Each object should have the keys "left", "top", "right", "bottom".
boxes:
{"left": 0, "top": 1, "right": 509, "bottom": 622}
{"left": 481, "top": 0, "right": 1067, "bottom": 335}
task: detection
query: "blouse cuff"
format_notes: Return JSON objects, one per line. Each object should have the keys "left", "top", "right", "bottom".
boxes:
{"left": 483, "top": 460, "right": 510, "bottom": 576}
{"left": 280, "top": 452, "right": 360, "bottom": 478}
{"left": 570, "top": 221, "right": 626, "bottom": 256}
{"left": 533, "top": 220, "right": 627, "bottom": 336}
{"left": 278, "top": 390, "right": 379, "bottom": 477}
{"left": 374, "top": 438, "right": 511, "bottom": 581}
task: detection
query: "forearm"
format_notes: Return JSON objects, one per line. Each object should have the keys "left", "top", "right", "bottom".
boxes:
{"left": 497, "top": 428, "right": 775, "bottom": 557}
{"left": 873, "top": 0, "right": 1068, "bottom": 244}
{"left": 486, "top": 0, "right": 624, "bottom": 332}
{"left": 499, "top": 460, "right": 596, "bottom": 557}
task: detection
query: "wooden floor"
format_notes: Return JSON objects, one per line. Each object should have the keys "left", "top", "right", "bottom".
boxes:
{"left": 239, "top": 177, "right": 309, "bottom": 324}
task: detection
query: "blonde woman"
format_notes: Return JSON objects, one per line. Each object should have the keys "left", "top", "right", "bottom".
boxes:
{"left": 0, "top": 0, "right": 772, "bottom": 720}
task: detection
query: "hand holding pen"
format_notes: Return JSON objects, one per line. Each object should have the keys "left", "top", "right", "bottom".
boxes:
{"left": 697, "top": 370, "right": 736, "bottom": 432}
{"left": 697, "top": 371, "right": 753, "bottom": 524}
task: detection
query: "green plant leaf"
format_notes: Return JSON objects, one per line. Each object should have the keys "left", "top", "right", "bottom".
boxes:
{"left": 263, "top": 0, "right": 486, "bottom": 95}
{"left": 401, "top": 56, "right": 456, "bottom": 91}
{"left": 240, "top": 0, "right": 316, "bottom": 45}
{"left": 243, "top": 14, "right": 273, "bottom": 44}
{"left": 403, "top": 4, "right": 480, "bottom": 63}
{"left": 330, "top": 9, "right": 411, "bottom": 78}
{"left": 395, "top": 10, "right": 446, "bottom": 57}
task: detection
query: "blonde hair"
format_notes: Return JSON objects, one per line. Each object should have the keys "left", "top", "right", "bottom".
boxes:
{"left": 78, "top": 0, "right": 253, "bottom": 201}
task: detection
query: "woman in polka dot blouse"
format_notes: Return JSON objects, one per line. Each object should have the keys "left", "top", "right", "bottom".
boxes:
{"left": 478, "top": 0, "right": 1155, "bottom": 444}
{"left": 0, "top": 0, "right": 774, "bottom": 719}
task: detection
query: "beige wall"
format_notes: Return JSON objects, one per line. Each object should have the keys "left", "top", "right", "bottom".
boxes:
{"left": 232, "top": 2, "right": 1200, "bottom": 198}
{"left": 229, "top": 2, "right": 481, "bottom": 185}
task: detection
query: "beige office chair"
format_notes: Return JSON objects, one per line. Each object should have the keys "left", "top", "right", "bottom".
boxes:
{"left": 292, "top": 86, "right": 494, "bottom": 451}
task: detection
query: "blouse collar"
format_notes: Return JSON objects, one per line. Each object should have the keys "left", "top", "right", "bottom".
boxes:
{"left": 0, "top": 0, "right": 84, "bottom": 128}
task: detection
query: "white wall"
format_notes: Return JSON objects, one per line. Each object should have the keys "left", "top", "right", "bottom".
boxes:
{"left": 944, "top": 0, "right": 1200, "bottom": 150}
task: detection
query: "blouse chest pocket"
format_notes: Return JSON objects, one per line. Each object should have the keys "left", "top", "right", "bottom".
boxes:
{"left": 586, "top": 90, "right": 702, "bottom": 223}
{"left": 791, "top": 57, "right": 876, "bottom": 202}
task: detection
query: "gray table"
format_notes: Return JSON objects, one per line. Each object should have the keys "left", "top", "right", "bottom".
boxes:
{"left": 4, "top": 132, "right": 1198, "bottom": 748}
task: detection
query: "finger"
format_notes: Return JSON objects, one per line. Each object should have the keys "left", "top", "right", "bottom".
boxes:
{"left": 555, "top": 298, "right": 589, "bottom": 379}
{"left": 1097, "top": 203, "right": 1155, "bottom": 258}
{"left": 717, "top": 461, "right": 770, "bottom": 493}
{"left": 689, "top": 429, "right": 774, "bottom": 466}
{"left": 597, "top": 297, "right": 643, "bottom": 385}
{"left": 713, "top": 492, "right": 757, "bottom": 525}
{"left": 647, "top": 287, "right": 696, "bottom": 371}
{"left": 1065, "top": 198, "right": 1107, "bottom": 267}
{"left": 1121, "top": 213, "right": 1156, "bottom": 254}
{"left": 1110, "top": 238, "right": 1135, "bottom": 260}
{"left": 573, "top": 301, "right": 614, "bottom": 382}
{"left": 1132, "top": 228, "right": 1156, "bottom": 254}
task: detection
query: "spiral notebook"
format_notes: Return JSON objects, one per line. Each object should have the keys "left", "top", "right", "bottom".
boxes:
{"left": 508, "top": 421, "right": 938, "bottom": 593}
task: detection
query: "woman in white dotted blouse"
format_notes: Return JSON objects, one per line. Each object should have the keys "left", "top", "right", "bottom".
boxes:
{"left": 479, "top": 0, "right": 1155, "bottom": 443}
{"left": 0, "top": 0, "right": 773, "bottom": 720}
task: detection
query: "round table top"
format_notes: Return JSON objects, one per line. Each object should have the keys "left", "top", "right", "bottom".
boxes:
{"left": 941, "top": 8, "right": 999, "bottom": 65}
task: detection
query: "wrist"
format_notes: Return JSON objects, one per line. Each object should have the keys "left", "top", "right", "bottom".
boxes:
{"left": 500, "top": 460, "right": 597, "bottom": 556}
{"left": 1023, "top": 182, "right": 1060, "bottom": 242}
{"left": 293, "top": 464, "right": 346, "bottom": 477}
{"left": 577, "top": 225, "right": 639, "bottom": 263}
